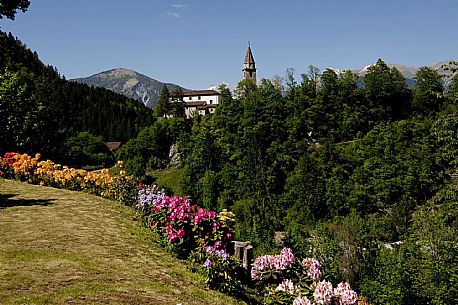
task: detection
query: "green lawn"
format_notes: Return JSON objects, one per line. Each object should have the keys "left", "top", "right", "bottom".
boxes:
{"left": 147, "top": 166, "right": 185, "bottom": 196}
{"left": 0, "top": 179, "right": 244, "bottom": 305}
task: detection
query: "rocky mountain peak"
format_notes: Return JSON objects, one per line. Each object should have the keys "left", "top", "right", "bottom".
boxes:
{"left": 72, "top": 68, "right": 185, "bottom": 108}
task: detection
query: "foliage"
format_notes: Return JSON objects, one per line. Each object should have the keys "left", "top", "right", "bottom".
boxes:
{"left": 403, "top": 194, "right": 458, "bottom": 304}
{"left": 63, "top": 131, "right": 114, "bottom": 167}
{"left": 359, "top": 246, "right": 409, "bottom": 305}
{"left": 175, "top": 58, "right": 457, "bottom": 304}
{"left": 364, "top": 59, "right": 411, "bottom": 121}
{"left": 154, "top": 84, "right": 170, "bottom": 117}
{"left": 0, "top": 31, "right": 153, "bottom": 162}
{"left": 190, "top": 247, "right": 244, "bottom": 296}
{"left": 413, "top": 67, "right": 445, "bottom": 117}
{"left": 116, "top": 117, "right": 190, "bottom": 177}
{"left": 251, "top": 247, "right": 358, "bottom": 305}
{"left": 447, "top": 73, "right": 458, "bottom": 102}
{"left": 0, "top": 0, "right": 30, "bottom": 20}
{"left": 147, "top": 165, "right": 184, "bottom": 196}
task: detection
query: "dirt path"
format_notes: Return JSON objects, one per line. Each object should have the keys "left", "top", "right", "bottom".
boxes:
{"left": 0, "top": 179, "right": 244, "bottom": 305}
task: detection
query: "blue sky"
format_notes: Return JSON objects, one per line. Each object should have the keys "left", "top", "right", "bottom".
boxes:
{"left": 2, "top": 0, "right": 458, "bottom": 89}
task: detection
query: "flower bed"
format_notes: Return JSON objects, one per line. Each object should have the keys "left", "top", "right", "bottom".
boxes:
{"left": 0, "top": 152, "right": 131, "bottom": 198}
{"left": 136, "top": 185, "right": 235, "bottom": 257}
{"left": 252, "top": 247, "right": 358, "bottom": 305}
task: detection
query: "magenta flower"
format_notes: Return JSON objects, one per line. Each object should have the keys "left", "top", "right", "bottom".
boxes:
{"left": 176, "top": 228, "right": 185, "bottom": 238}
{"left": 212, "top": 222, "right": 220, "bottom": 230}
{"left": 168, "top": 233, "right": 179, "bottom": 243}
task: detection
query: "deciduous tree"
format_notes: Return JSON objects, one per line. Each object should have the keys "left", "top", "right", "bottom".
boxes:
{"left": 0, "top": 0, "right": 30, "bottom": 20}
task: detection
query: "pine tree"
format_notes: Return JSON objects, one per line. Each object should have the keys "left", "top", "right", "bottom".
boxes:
{"left": 155, "top": 84, "right": 170, "bottom": 117}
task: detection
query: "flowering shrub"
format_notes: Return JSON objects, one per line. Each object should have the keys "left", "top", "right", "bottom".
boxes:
{"left": 189, "top": 245, "right": 243, "bottom": 296}
{"left": 0, "top": 152, "right": 136, "bottom": 203}
{"left": 135, "top": 185, "right": 235, "bottom": 258}
{"left": 252, "top": 248, "right": 358, "bottom": 305}
{"left": 0, "top": 152, "right": 16, "bottom": 179}
{"left": 136, "top": 185, "right": 243, "bottom": 296}
{"left": 251, "top": 247, "right": 296, "bottom": 282}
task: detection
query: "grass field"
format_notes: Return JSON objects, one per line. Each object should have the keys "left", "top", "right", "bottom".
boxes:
{"left": 147, "top": 166, "right": 184, "bottom": 196}
{"left": 0, "top": 179, "right": 244, "bottom": 305}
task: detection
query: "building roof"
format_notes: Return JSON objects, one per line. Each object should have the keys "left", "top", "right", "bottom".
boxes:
{"left": 244, "top": 46, "right": 255, "bottom": 64}
{"left": 171, "top": 90, "right": 220, "bottom": 97}
{"left": 105, "top": 142, "right": 122, "bottom": 151}
{"left": 184, "top": 101, "right": 206, "bottom": 107}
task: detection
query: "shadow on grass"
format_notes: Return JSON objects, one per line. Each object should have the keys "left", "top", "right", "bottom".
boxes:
{"left": 0, "top": 193, "right": 55, "bottom": 209}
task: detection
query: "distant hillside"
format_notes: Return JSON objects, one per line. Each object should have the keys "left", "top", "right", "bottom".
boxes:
{"left": 73, "top": 68, "right": 185, "bottom": 108}
{"left": 351, "top": 60, "right": 458, "bottom": 88}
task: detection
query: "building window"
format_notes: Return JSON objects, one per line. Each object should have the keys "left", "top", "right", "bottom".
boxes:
{"left": 210, "top": 100, "right": 213, "bottom": 104}
{"left": 198, "top": 96, "right": 201, "bottom": 100}
{"left": 189, "top": 97, "right": 192, "bottom": 101}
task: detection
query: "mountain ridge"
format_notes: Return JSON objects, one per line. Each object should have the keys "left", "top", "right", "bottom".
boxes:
{"left": 351, "top": 60, "right": 458, "bottom": 87}
{"left": 72, "top": 68, "right": 185, "bottom": 108}
{"left": 74, "top": 60, "right": 457, "bottom": 107}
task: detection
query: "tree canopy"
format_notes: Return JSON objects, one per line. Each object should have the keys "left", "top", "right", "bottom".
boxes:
{"left": 0, "top": 0, "right": 30, "bottom": 20}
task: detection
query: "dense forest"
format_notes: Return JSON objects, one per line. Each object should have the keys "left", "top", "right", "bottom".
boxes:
{"left": 0, "top": 31, "right": 154, "bottom": 164}
{"left": 119, "top": 62, "right": 458, "bottom": 304}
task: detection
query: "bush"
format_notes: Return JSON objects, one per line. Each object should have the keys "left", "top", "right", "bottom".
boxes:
{"left": 64, "top": 132, "right": 114, "bottom": 168}
{"left": 137, "top": 185, "right": 235, "bottom": 258}
{"left": 190, "top": 247, "right": 245, "bottom": 296}
{"left": 251, "top": 247, "right": 358, "bottom": 305}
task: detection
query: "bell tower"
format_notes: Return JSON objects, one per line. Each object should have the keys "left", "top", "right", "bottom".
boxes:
{"left": 243, "top": 43, "right": 256, "bottom": 84}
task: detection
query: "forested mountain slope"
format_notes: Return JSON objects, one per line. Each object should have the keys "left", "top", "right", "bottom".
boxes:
{"left": 0, "top": 31, "right": 153, "bottom": 161}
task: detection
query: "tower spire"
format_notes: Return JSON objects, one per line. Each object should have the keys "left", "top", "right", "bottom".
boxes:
{"left": 243, "top": 43, "right": 256, "bottom": 84}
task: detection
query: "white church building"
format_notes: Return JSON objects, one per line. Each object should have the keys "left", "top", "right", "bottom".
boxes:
{"left": 171, "top": 89, "right": 220, "bottom": 118}
{"left": 169, "top": 45, "right": 256, "bottom": 118}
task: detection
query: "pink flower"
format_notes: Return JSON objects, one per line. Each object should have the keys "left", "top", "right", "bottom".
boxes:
{"left": 293, "top": 296, "right": 312, "bottom": 305}
{"left": 280, "top": 247, "right": 296, "bottom": 267}
{"left": 313, "top": 280, "right": 333, "bottom": 305}
{"left": 302, "top": 257, "right": 322, "bottom": 281}
{"left": 333, "top": 282, "right": 358, "bottom": 305}
{"left": 275, "top": 279, "right": 298, "bottom": 294}
{"left": 251, "top": 247, "right": 296, "bottom": 280}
